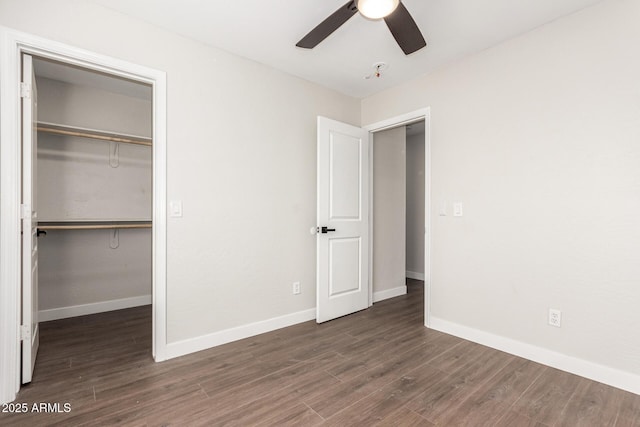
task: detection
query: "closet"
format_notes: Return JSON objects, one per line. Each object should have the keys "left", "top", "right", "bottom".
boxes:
{"left": 32, "top": 57, "right": 153, "bottom": 325}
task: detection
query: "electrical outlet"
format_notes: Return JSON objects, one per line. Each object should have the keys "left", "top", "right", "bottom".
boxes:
{"left": 292, "top": 282, "right": 301, "bottom": 295}
{"left": 548, "top": 308, "right": 562, "bottom": 327}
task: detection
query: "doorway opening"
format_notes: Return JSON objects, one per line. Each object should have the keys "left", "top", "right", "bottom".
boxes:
{"left": 371, "top": 120, "right": 426, "bottom": 304}
{"left": 365, "top": 108, "right": 431, "bottom": 327}
{"left": 25, "top": 55, "right": 153, "bottom": 384}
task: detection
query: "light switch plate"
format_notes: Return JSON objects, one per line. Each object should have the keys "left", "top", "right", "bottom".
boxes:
{"left": 169, "top": 200, "right": 183, "bottom": 217}
{"left": 453, "top": 202, "right": 463, "bottom": 217}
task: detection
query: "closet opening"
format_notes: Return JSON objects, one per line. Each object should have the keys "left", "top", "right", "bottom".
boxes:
{"left": 24, "top": 55, "right": 154, "bottom": 383}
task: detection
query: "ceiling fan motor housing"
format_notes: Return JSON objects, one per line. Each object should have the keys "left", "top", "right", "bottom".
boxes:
{"left": 355, "top": 0, "right": 400, "bottom": 20}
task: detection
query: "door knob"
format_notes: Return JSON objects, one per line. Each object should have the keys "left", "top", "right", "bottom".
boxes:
{"left": 37, "top": 229, "right": 47, "bottom": 237}
{"left": 320, "top": 226, "right": 336, "bottom": 234}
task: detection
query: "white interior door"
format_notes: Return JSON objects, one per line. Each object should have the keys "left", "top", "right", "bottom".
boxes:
{"left": 316, "top": 117, "right": 369, "bottom": 323}
{"left": 21, "top": 53, "right": 39, "bottom": 384}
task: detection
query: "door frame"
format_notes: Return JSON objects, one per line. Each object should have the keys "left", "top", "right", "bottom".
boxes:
{"left": 363, "top": 107, "right": 431, "bottom": 327}
{"left": 0, "top": 27, "right": 168, "bottom": 404}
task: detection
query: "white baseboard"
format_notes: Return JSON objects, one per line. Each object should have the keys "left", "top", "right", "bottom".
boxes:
{"left": 373, "top": 285, "right": 407, "bottom": 303}
{"left": 39, "top": 295, "right": 152, "bottom": 322}
{"left": 165, "top": 308, "right": 316, "bottom": 360}
{"left": 406, "top": 271, "right": 425, "bottom": 281}
{"left": 430, "top": 316, "right": 640, "bottom": 396}
{"left": 166, "top": 285, "right": 409, "bottom": 361}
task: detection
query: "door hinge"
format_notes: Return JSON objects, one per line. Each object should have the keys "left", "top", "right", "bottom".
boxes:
{"left": 20, "top": 325, "right": 30, "bottom": 341}
{"left": 20, "top": 204, "right": 31, "bottom": 219}
{"left": 20, "top": 82, "right": 31, "bottom": 99}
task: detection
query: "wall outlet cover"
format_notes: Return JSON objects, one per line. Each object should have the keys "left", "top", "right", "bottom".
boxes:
{"left": 548, "top": 308, "right": 562, "bottom": 327}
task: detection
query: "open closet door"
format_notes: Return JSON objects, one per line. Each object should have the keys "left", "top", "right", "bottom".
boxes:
{"left": 316, "top": 117, "right": 370, "bottom": 323}
{"left": 21, "top": 53, "right": 39, "bottom": 384}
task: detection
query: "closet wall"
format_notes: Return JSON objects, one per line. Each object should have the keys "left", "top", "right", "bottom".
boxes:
{"left": 35, "top": 66, "right": 152, "bottom": 321}
{"left": 372, "top": 126, "right": 406, "bottom": 296}
{"left": 406, "top": 127, "right": 425, "bottom": 278}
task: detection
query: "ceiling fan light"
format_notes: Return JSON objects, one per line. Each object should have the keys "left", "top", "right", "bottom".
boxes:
{"left": 356, "top": 0, "right": 400, "bottom": 20}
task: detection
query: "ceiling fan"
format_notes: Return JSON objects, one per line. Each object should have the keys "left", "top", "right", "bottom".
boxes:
{"left": 296, "top": 0, "right": 426, "bottom": 55}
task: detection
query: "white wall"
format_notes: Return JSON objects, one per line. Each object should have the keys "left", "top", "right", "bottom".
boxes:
{"left": 373, "top": 127, "right": 406, "bottom": 295}
{"left": 0, "top": 0, "right": 360, "bottom": 344}
{"left": 406, "top": 130, "right": 425, "bottom": 277}
{"left": 362, "top": 0, "right": 640, "bottom": 382}
{"left": 36, "top": 77, "right": 152, "bottom": 318}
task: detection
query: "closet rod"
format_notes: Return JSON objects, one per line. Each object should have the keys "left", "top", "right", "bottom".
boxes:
{"left": 37, "top": 123, "right": 152, "bottom": 146}
{"left": 38, "top": 222, "right": 152, "bottom": 231}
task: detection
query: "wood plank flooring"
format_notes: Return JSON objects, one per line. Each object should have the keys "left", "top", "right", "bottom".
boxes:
{"left": 1, "top": 279, "right": 638, "bottom": 426}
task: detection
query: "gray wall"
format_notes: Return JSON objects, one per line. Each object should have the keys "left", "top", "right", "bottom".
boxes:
{"left": 38, "top": 229, "right": 151, "bottom": 312}
{"left": 373, "top": 127, "right": 406, "bottom": 295}
{"left": 37, "top": 77, "right": 151, "bottom": 136}
{"left": 405, "top": 129, "right": 425, "bottom": 276}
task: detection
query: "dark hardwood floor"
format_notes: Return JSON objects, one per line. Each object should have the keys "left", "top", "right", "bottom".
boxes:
{"left": 1, "top": 279, "right": 638, "bottom": 426}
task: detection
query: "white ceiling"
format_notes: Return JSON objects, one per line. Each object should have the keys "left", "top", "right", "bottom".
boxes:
{"left": 91, "top": 0, "right": 603, "bottom": 99}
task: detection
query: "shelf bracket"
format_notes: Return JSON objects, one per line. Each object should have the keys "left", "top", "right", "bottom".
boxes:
{"left": 109, "top": 229, "right": 119, "bottom": 249}
{"left": 109, "top": 141, "right": 119, "bottom": 168}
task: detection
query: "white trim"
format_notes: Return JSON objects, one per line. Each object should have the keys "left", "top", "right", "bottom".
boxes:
{"left": 364, "top": 107, "right": 432, "bottom": 327}
{"left": 430, "top": 317, "right": 640, "bottom": 396}
{"left": 0, "top": 26, "right": 168, "bottom": 404}
{"left": 373, "top": 285, "right": 407, "bottom": 303}
{"left": 0, "top": 26, "right": 22, "bottom": 406}
{"left": 151, "top": 58, "right": 168, "bottom": 363}
{"left": 165, "top": 309, "right": 317, "bottom": 360}
{"left": 367, "top": 135, "right": 375, "bottom": 307}
{"left": 406, "top": 271, "right": 425, "bottom": 281}
{"left": 423, "top": 112, "right": 432, "bottom": 328}
{"left": 364, "top": 110, "right": 427, "bottom": 133}
{"left": 38, "top": 296, "right": 152, "bottom": 322}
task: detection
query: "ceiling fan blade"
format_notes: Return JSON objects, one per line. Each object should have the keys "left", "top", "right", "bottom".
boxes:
{"left": 384, "top": 2, "right": 426, "bottom": 55}
{"left": 296, "top": 1, "right": 358, "bottom": 49}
